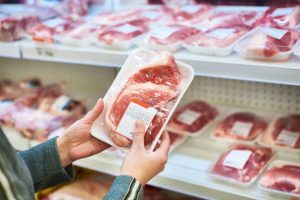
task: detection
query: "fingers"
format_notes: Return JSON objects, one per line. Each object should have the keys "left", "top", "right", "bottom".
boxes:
{"left": 82, "top": 98, "right": 104, "bottom": 124}
{"left": 131, "top": 120, "right": 145, "bottom": 151}
{"left": 156, "top": 131, "right": 170, "bottom": 156}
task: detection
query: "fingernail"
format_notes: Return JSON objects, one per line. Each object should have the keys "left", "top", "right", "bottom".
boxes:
{"left": 97, "top": 98, "right": 103, "bottom": 104}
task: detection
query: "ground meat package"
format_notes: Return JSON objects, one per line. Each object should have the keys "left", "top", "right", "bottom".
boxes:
{"left": 210, "top": 144, "right": 275, "bottom": 186}
{"left": 91, "top": 48, "right": 194, "bottom": 151}
{"left": 258, "top": 114, "right": 300, "bottom": 152}
{"left": 259, "top": 160, "right": 300, "bottom": 198}
{"left": 211, "top": 110, "right": 270, "bottom": 144}
{"left": 166, "top": 101, "right": 219, "bottom": 137}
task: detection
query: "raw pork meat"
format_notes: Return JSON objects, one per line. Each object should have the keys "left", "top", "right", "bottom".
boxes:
{"left": 259, "top": 114, "right": 300, "bottom": 149}
{"left": 184, "top": 27, "right": 249, "bottom": 48}
{"left": 213, "top": 112, "right": 268, "bottom": 141}
{"left": 97, "top": 19, "right": 148, "bottom": 45}
{"left": 146, "top": 24, "right": 200, "bottom": 46}
{"left": 105, "top": 51, "right": 181, "bottom": 147}
{"left": 259, "top": 6, "right": 300, "bottom": 28}
{"left": 211, "top": 144, "right": 273, "bottom": 183}
{"left": 57, "top": 0, "right": 89, "bottom": 16}
{"left": 167, "top": 101, "right": 219, "bottom": 134}
{"left": 259, "top": 163, "right": 300, "bottom": 195}
{"left": 236, "top": 27, "right": 299, "bottom": 60}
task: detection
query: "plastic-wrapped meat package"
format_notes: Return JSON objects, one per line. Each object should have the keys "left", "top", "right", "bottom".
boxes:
{"left": 183, "top": 27, "right": 249, "bottom": 56}
{"left": 137, "top": 24, "right": 200, "bottom": 52}
{"left": 259, "top": 160, "right": 300, "bottom": 197}
{"left": 138, "top": 8, "right": 165, "bottom": 23}
{"left": 0, "top": 14, "right": 40, "bottom": 42}
{"left": 26, "top": 18, "right": 83, "bottom": 43}
{"left": 167, "top": 101, "right": 219, "bottom": 136}
{"left": 168, "top": 131, "right": 187, "bottom": 153}
{"left": 259, "top": 6, "right": 300, "bottom": 28}
{"left": 212, "top": 112, "right": 268, "bottom": 142}
{"left": 93, "top": 9, "right": 141, "bottom": 26}
{"left": 56, "top": 0, "right": 89, "bottom": 17}
{"left": 91, "top": 49, "right": 194, "bottom": 151}
{"left": 97, "top": 19, "right": 149, "bottom": 49}
{"left": 163, "top": 4, "right": 214, "bottom": 24}
{"left": 259, "top": 114, "right": 300, "bottom": 150}
{"left": 235, "top": 27, "right": 299, "bottom": 61}
{"left": 58, "top": 23, "right": 102, "bottom": 46}
{"left": 211, "top": 144, "right": 274, "bottom": 185}
{"left": 294, "top": 40, "right": 300, "bottom": 58}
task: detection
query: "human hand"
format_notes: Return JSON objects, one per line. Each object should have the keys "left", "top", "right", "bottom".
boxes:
{"left": 120, "top": 120, "right": 170, "bottom": 186}
{"left": 57, "top": 98, "right": 110, "bottom": 167}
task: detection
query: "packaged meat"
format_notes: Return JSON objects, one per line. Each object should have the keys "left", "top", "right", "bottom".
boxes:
{"left": 57, "top": 23, "right": 102, "bottom": 46}
{"left": 211, "top": 144, "right": 274, "bottom": 185}
{"left": 235, "top": 27, "right": 299, "bottom": 61}
{"left": 136, "top": 24, "right": 200, "bottom": 52}
{"left": 183, "top": 27, "right": 250, "bottom": 56}
{"left": 212, "top": 111, "right": 268, "bottom": 143}
{"left": 26, "top": 17, "right": 83, "bottom": 43}
{"left": 258, "top": 114, "right": 300, "bottom": 151}
{"left": 168, "top": 131, "right": 187, "bottom": 153}
{"left": 163, "top": 4, "right": 214, "bottom": 25}
{"left": 96, "top": 19, "right": 149, "bottom": 50}
{"left": 56, "top": 0, "right": 90, "bottom": 17}
{"left": 91, "top": 48, "right": 194, "bottom": 151}
{"left": 259, "top": 160, "right": 300, "bottom": 198}
{"left": 294, "top": 40, "right": 300, "bottom": 58}
{"left": 166, "top": 101, "right": 219, "bottom": 136}
{"left": 93, "top": 9, "right": 141, "bottom": 26}
{"left": 259, "top": 6, "right": 300, "bottom": 28}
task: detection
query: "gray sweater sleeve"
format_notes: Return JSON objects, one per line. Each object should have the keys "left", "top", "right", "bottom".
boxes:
{"left": 104, "top": 175, "right": 143, "bottom": 200}
{"left": 18, "top": 137, "right": 74, "bottom": 192}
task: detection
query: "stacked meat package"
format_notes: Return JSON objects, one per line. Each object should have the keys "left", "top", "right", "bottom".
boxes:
{"left": 0, "top": 78, "right": 86, "bottom": 141}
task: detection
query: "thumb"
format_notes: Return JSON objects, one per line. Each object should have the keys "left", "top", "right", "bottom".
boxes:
{"left": 82, "top": 98, "right": 104, "bottom": 124}
{"left": 132, "top": 120, "right": 145, "bottom": 151}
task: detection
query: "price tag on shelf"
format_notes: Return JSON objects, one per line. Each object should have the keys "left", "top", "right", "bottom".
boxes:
{"left": 276, "top": 129, "right": 300, "bottom": 147}
{"left": 231, "top": 121, "right": 253, "bottom": 137}
{"left": 223, "top": 150, "right": 252, "bottom": 169}
{"left": 176, "top": 109, "right": 202, "bottom": 125}
{"left": 36, "top": 46, "right": 55, "bottom": 57}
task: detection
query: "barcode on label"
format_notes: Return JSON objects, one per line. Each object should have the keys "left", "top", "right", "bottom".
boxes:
{"left": 223, "top": 150, "right": 252, "bottom": 169}
{"left": 176, "top": 109, "right": 202, "bottom": 125}
{"left": 231, "top": 121, "right": 253, "bottom": 137}
{"left": 115, "top": 101, "right": 157, "bottom": 140}
{"left": 276, "top": 129, "right": 300, "bottom": 147}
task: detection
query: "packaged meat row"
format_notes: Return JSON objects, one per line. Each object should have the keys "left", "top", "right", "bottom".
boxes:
{"left": 167, "top": 100, "right": 300, "bottom": 152}
{"left": 0, "top": 78, "right": 87, "bottom": 141}
{"left": 91, "top": 48, "right": 194, "bottom": 151}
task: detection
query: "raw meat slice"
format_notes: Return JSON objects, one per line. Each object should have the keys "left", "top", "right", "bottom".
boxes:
{"left": 259, "top": 162, "right": 300, "bottom": 195}
{"left": 211, "top": 144, "right": 273, "bottom": 183}
{"left": 105, "top": 51, "right": 181, "bottom": 147}
{"left": 97, "top": 19, "right": 148, "bottom": 45}
{"left": 184, "top": 27, "right": 248, "bottom": 48}
{"left": 213, "top": 112, "right": 268, "bottom": 141}
{"left": 93, "top": 9, "right": 141, "bottom": 26}
{"left": 260, "top": 114, "right": 300, "bottom": 149}
{"left": 167, "top": 101, "right": 219, "bottom": 133}
{"left": 260, "top": 6, "right": 300, "bottom": 28}
{"left": 57, "top": 0, "right": 89, "bottom": 16}
{"left": 147, "top": 25, "right": 200, "bottom": 46}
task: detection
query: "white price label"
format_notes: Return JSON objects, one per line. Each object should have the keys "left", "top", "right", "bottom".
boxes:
{"left": 115, "top": 101, "right": 157, "bottom": 140}
{"left": 263, "top": 27, "right": 288, "bottom": 40}
{"left": 142, "top": 11, "right": 160, "bottom": 20}
{"left": 44, "top": 18, "right": 66, "bottom": 28}
{"left": 176, "top": 109, "right": 202, "bottom": 125}
{"left": 151, "top": 27, "right": 179, "bottom": 40}
{"left": 276, "top": 129, "right": 300, "bottom": 147}
{"left": 271, "top": 8, "right": 294, "bottom": 17}
{"left": 231, "top": 121, "right": 253, "bottom": 137}
{"left": 208, "top": 28, "right": 236, "bottom": 40}
{"left": 113, "top": 24, "right": 140, "bottom": 34}
{"left": 36, "top": 47, "right": 55, "bottom": 57}
{"left": 223, "top": 150, "right": 252, "bottom": 169}
{"left": 181, "top": 5, "right": 200, "bottom": 14}
{"left": 51, "top": 95, "right": 72, "bottom": 111}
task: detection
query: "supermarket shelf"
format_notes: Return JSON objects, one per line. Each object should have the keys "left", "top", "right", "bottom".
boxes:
{"left": 0, "top": 42, "right": 21, "bottom": 58}
{"left": 18, "top": 41, "right": 300, "bottom": 86}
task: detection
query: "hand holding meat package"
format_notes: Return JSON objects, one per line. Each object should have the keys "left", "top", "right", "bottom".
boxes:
{"left": 259, "top": 160, "right": 300, "bottom": 197}
{"left": 258, "top": 114, "right": 300, "bottom": 152}
{"left": 235, "top": 27, "right": 299, "bottom": 61}
{"left": 166, "top": 101, "right": 219, "bottom": 136}
{"left": 212, "top": 111, "right": 269, "bottom": 143}
{"left": 91, "top": 48, "right": 194, "bottom": 151}
{"left": 211, "top": 144, "right": 274, "bottom": 186}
